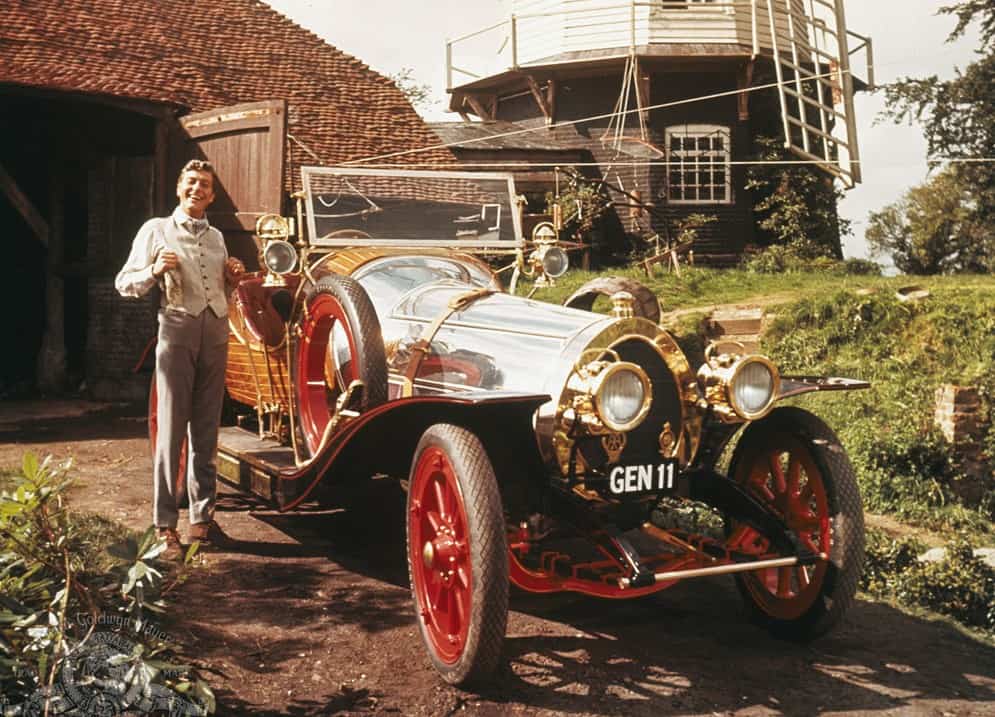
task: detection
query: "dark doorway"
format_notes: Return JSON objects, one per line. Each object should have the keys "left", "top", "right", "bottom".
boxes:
{"left": 0, "top": 90, "right": 157, "bottom": 397}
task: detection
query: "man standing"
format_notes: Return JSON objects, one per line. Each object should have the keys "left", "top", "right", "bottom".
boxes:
{"left": 116, "top": 160, "right": 244, "bottom": 557}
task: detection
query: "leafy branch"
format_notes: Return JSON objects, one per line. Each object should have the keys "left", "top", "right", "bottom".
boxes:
{"left": 1, "top": 453, "right": 213, "bottom": 714}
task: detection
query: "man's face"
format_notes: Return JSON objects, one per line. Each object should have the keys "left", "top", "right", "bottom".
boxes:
{"left": 176, "top": 169, "right": 215, "bottom": 218}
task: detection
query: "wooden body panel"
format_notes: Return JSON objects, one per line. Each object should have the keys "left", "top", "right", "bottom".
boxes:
{"left": 226, "top": 331, "right": 291, "bottom": 410}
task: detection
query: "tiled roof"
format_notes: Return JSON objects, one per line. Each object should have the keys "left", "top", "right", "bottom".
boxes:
{"left": 0, "top": 0, "right": 453, "bottom": 171}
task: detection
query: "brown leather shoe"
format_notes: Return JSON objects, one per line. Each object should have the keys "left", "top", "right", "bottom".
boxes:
{"left": 157, "top": 527, "right": 183, "bottom": 561}
{"left": 187, "top": 520, "right": 233, "bottom": 548}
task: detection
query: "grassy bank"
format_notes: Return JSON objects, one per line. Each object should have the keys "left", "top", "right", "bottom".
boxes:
{"left": 763, "top": 284, "right": 995, "bottom": 533}
{"left": 527, "top": 263, "right": 995, "bottom": 314}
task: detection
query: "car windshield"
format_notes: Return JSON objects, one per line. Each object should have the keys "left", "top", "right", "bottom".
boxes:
{"left": 353, "top": 256, "right": 493, "bottom": 316}
{"left": 301, "top": 168, "right": 523, "bottom": 250}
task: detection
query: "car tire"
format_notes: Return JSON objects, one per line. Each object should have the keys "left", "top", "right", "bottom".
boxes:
{"left": 727, "top": 406, "right": 865, "bottom": 641}
{"left": 292, "top": 274, "right": 388, "bottom": 458}
{"left": 406, "top": 424, "right": 508, "bottom": 686}
{"left": 563, "top": 276, "right": 661, "bottom": 324}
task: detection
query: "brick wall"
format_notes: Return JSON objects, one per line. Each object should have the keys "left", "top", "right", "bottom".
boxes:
{"left": 935, "top": 385, "right": 983, "bottom": 446}
{"left": 86, "top": 281, "right": 157, "bottom": 401}
{"left": 934, "top": 384, "right": 992, "bottom": 504}
{"left": 85, "top": 155, "right": 157, "bottom": 402}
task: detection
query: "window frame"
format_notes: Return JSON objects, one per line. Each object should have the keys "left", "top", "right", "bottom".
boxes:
{"left": 664, "top": 124, "right": 733, "bottom": 205}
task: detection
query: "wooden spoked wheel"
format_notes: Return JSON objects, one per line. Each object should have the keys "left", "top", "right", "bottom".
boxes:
{"left": 293, "top": 274, "right": 387, "bottom": 457}
{"left": 406, "top": 424, "right": 507, "bottom": 685}
{"left": 728, "top": 407, "right": 865, "bottom": 640}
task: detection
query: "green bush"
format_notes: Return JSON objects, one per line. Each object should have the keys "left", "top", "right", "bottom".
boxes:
{"left": 862, "top": 529, "right": 995, "bottom": 634}
{"left": 743, "top": 245, "right": 882, "bottom": 276}
{"left": 840, "top": 258, "right": 884, "bottom": 276}
{"left": 743, "top": 245, "right": 807, "bottom": 274}
{"left": 0, "top": 454, "right": 214, "bottom": 714}
{"left": 764, "top": 288, "right": 995, "bottom": 531}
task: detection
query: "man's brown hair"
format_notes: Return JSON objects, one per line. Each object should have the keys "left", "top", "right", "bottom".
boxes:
{"left": 179, "top": 159, "right": 216, "bottom": 180}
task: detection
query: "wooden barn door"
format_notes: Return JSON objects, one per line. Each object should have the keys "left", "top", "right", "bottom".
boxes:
{"left": 170, "top": 99, "right": 287, "bottom": 268}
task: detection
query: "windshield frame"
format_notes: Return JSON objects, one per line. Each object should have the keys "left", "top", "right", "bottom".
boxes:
{"left": 301, "top": 167, "right": 524, "bottom": 252}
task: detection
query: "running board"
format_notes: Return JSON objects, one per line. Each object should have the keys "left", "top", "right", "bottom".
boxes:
{"left": 618, "top": 552, "right": 828, "bottom": 589}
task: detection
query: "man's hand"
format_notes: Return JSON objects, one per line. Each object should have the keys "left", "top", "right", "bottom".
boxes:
{"left": 225, "top": 257, "right": 246, "bottom": 282}
{"left": 153, "top": 251, "right": 179, "bottom": 278}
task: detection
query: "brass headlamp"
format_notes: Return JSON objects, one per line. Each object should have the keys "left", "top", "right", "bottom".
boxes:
{"left": 561, "top": 350, "right": 653, "bottom": 435}
{"left": 255, "top": 213, "right": 298, "bottom": 287}
{"left": 697, "top": 343, "right": 780, "bottom": 422}
{"left": 528, "top": 222, "right": 569, "bottom": 287}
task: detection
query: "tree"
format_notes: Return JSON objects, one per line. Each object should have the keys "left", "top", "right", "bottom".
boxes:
{"left": 865, "top": 168, "right": 994, "bottom": 274}
{"left": 882, "top": 1, "right": 995, "bottom": 229}
{"left": 388, "top": 67, "right": 438, "bottom": 113}
{"left": 746, "top": 137, "right": 850, "bottom": 259}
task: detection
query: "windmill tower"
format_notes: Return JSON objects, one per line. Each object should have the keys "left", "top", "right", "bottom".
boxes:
{"left": 444, "top": 0, "right": 873, "bottom": 262}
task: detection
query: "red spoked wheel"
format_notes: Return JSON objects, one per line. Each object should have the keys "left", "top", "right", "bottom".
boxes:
{"left": 148, "top": 374, "right": 187, "bottom": 505}
{"left": 406, "top": 424, "right": 507, "bottom": 686}
{"left": 293, "top": 274, "right": 387, "bottom": 457}
{"left": 728, "top": 407, "right": 864, "bottom": 640}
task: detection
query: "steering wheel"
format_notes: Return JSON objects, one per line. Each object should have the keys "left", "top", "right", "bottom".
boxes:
{"left": 320, "top": 229, "right": 373, "bottom": 240}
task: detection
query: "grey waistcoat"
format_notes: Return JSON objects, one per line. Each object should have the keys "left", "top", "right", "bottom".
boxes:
{"left": 157, "top": 217, "right": 229, "bottom": 318}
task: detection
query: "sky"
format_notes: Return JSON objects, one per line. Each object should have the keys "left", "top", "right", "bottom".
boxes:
{"left": 263, "top": 0, "right": 979, "bottom": 260}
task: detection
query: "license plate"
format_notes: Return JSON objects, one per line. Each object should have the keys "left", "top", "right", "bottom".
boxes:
{"left": 607, "top": 461, "right": 677, "bottom": 495}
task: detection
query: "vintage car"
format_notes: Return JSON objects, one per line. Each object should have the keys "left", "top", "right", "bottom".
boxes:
{"left": 161, "top": 167, "right": 868, "bottom": 686}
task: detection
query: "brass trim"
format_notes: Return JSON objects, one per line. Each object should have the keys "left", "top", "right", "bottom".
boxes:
{"left": 602, "top": 432, "right": 626, "bottom": 463}
{"left": 543, "top": 317, "right": 703, "bottom": 476}
{"left": 697, "top": 349, "right": 781, "bottom": 423}
{"left": 658, "top": 422, "right": 677, "bottom": 458}
{"left": 618, "top": 554, "right": 827, "bottom": 588}
{"left": 610, "top": 291, "right": 635, "bottom": 319}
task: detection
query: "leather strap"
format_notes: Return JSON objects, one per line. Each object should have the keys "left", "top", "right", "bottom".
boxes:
{"left": 402, "top": 287, "right": 495, "bottom": 394}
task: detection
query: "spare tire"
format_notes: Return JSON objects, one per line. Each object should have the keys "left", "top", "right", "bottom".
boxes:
{"left": 563, "top": 276, "right": 661, "bottom": 324}
{"left": 292, "top": 274, "right": 388, "bottom": 458}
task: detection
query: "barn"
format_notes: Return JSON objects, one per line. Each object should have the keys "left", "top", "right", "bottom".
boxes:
{"left": 0, "top": 0, "right": 452, "bottom": 400}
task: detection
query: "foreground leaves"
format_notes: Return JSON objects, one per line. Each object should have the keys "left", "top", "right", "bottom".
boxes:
{"left": 0, "top": 453, "right": 213, "bottom": 714}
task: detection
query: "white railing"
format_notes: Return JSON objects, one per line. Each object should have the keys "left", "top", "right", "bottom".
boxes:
{"left": 446, "top": 0, "right": 871, "bottom": 91}
{"left": 445, "top": 0, "right": 873, "bottom": 186}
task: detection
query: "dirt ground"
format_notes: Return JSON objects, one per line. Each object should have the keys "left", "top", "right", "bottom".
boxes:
{"left": 2, "top": 401, "right": 995, "bottom": 717}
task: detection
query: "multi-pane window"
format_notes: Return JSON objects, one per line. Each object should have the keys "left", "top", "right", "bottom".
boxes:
{"left": 665, "top": 125, "right": 731, "bottom": 204}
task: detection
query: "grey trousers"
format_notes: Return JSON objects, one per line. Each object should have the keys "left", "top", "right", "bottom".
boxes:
{"left": 153, "top": 308, "right": 229, "bottom": 529}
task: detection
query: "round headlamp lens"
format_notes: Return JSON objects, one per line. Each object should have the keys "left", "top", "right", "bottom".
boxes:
{"left": 597, "top": 367, "right": 647, "bottom": 429}
{"left": 541, "top": 246, "right": 569, "bottom": 279}
{"left": 263, "top": 240, "right": 298, "bottom": 275}
{"left": 732, "top": 360, "right": 776, "bottom": 417}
